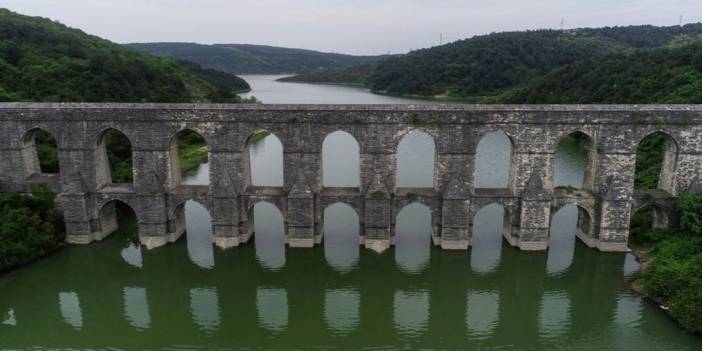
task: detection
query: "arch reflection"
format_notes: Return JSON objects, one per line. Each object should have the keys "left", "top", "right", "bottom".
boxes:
{"left": 615, "top": 294, "right": 643, "bottom": 327}
{"left": 324, "top": 288, "right": 360, "bottom": 335}
{"left": 190, "top": 287, "right": 221, "bottom": 332}
{"left": 179, "top": 200, "right": 215, "bottom": 269}
{"left": 323, "top": 203, "right": 360, "bottom": 273}
{"left": 252, "top": 202, "right": 286, "bottom": 270}
{"left": 59, "top": 292, "right": 83, "bottom": 330}
{"left": 471, "top": 204, "right": 505, "bottom": 273}
{"left": 123, "top": 287, "right": 150, "bottom": 330}
{"left": 257, "top": 288, "right": 288, "bottom": 332}
{"left": 393, "top": 290, "right": 429, "bottom": 336}
{"left": 538, "top": 291, "right": 572, "bottom": 339}
{"left": 547, "top": 205, "right": 578, "bottom": 275}
{"left": 466, "top": 290, "right": 499, "bottom": 339}
{"left": 395, "top": 203, "right": 432, "bottom": 273}
{"left": 3, "top": 308, "right": 16, "bottom": 326}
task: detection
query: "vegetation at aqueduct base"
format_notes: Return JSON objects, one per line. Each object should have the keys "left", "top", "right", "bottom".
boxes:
{"left": 630, "top": 194, "right": 702, "bottom": 334}
{"left": 0, "top": 185, "right": 65, "bottom": 273}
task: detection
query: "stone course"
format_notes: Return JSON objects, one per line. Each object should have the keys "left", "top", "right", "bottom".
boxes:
{"left": 1, "top": 103, "right": 700, "bottom": 252}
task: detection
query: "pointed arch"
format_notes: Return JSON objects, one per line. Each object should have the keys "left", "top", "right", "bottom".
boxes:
{"left": 246, "top": 130, "right": 284, "bottom": 187}
{"left": 475, "top": 130, "right": 514, "bottom": 189}
{"left": 21, "top": 128, "right": 59, "bottom": 177}
{"left": 635, "top": 131, "right": 679, "bottom": 193}
{"left": 629, "top": 203, "right": 671, "bottom": 247}
{"left": 397, "top": 130, "right": 435, "bottom": 188}
{"left": 554, "top": 131, "right": 596, "bottom": 190}
{"left": 169, "top": 128, "right": 209, "bottom": 187}
{"left": 322, "top": 131, "right": 360, "bottom": 187}
{"left": 96, "top": 128, "right": 133, "bottom": 188}
{"left": 98, "top": 199, "right": 139, "bottom": 241}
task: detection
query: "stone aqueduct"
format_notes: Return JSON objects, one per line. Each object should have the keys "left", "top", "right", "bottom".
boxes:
{"left": 1, "top": 103, "right": 700, "bottom": 253}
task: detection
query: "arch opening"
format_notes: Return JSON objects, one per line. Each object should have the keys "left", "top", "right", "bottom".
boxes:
{"left": 635, "top": 132, "right": 678, "bottom": 192}
{"left": 22, "top": 128, "right": 59, "bottom": 178}
{"left": 246, "top": 131, "right": 283, "bottom": 187}
{"left": 169, "top": 129, "right": 209, "bottom": 187}
{"left": 547, "top": 204, "right": 591, "bottom": 275}
{"left": 322, "top": 131, "right": 360, "bottom": 187}
{"left": 554, "top": 131, "right": 596, "bottom": 190}
{"left": 397, "top": 130, "right": 435, "bottom": 188}
{"left": 629, "top": 204, "right": 670, "bottom": 247}
{"left": 99, "top": 200, "right": 138, "bottom": 241}
{"left": 96, "top": 128, "right": 133, "bottom": 188}
{"left": 174, "top": 200, "right": 215, "bottom": 269}
{"left": 323, "top": 202, "right": 360, "bottom": 272}
{"left": 250, "top": 201, "right": 286, "bottom": 270}
{"left": 475, "top": 131, "right": 514, "bottom": 189}
{"left": 395, "top": 202, "right": 432, "bottom": 273}
{"left": 471, "top": 204, "right": 509, "bottom": 273}
{"left": 99, "top": 200, "right": 142, "bottom": 267}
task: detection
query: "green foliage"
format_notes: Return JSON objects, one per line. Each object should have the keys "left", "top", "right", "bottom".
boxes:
{"left": 127, "top": 42, "right": 380, "bottom": 75}
{"left": 104, "top": 130, "right": 133, "bottom": 183}
{"left": 639, "top": 233, "right": 702, "bottom": 333}
{"left": 33, "top": 129, "right": 59, "bottom": 173}
{"left": 0, "top": 9, "right": 247, "bottom": 103}
{"left": 247, "top": 130, "right": 271, "bottom": 145}
{"left": 177, "top": 130, "right": 208, "bottom": 175}
{"left": 0, "top": 184, "right": 65, "bottom": 272}
{"left": 679, "top": 194, "right": 702, "bottom": 236}
{"left": 635, "top": 133, "right": 667, "bottom": 190}
{"left": 500, "top": 41, "right": 702, "bottom": 104}
{"left": 633, "top": 195, "right": 702, "bottom": 333}
{"left": 282, "top": 23, "right": 702, "bottom": 102}
{"left": 279, "top": 62, "right": 378, "bottom": 86}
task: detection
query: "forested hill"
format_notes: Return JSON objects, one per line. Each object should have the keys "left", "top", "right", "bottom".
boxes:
{"left": 283, "top": 24, "right": 702, "bottom": 101}
{"left": 126, "top": 42, "right": 382, "bottom": 74}
{"left": 496, "top": 39, "right": 702, "bottom": 104}
{"left": 0, "top": 9, "right": 250, "bottom": 103}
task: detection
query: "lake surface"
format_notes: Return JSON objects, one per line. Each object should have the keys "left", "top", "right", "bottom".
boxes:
{"left": 240, "top": 75, "right": 439, "bottom": 104}
{"left": 1, "top": 79, "right": 700, "bottom": 350}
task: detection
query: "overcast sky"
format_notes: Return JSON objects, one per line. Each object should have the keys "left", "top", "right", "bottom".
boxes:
{"left": 3, "top": 0, "right": 702, "bottom": 55}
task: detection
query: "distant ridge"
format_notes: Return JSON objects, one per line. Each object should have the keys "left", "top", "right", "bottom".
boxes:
{"left": 126, "top": 42, "right": 382, "bottom": 74}
{"left": 282, "top": 23, "right": 702, "bottom": 103}
{"left": 0, "top": 9, "right": 249, "bottom": 103}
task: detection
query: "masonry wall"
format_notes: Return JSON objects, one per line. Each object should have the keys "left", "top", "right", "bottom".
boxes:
{"left": 1, "top": 103, "right": 700, "bottom": 253}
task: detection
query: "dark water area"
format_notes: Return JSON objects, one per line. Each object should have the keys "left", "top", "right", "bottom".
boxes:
{"left": 1, "top": 80, "right": 700, "bottom": 349}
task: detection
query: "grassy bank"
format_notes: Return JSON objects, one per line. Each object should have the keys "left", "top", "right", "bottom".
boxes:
{"left": 0, "top": 185, "right": 65, "bottom": 273}
{"left": 177, "top": 134, "right": 209, "bottom": 175}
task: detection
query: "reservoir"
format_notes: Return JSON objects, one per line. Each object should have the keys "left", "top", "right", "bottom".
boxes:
{"left": 0, "top": 76, "right": 700, "bottom": 350}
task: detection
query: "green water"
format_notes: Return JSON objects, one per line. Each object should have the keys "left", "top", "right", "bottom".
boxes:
{"left": 1, "top": 85, "right": 701, "bottom": 349}
{"left": 1, "top": 231, "right": 700, "bottom": 350}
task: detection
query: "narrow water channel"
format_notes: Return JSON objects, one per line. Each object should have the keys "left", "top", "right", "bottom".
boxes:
{"left": 0, "top": 77, "right": 700, "bottom": 349}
